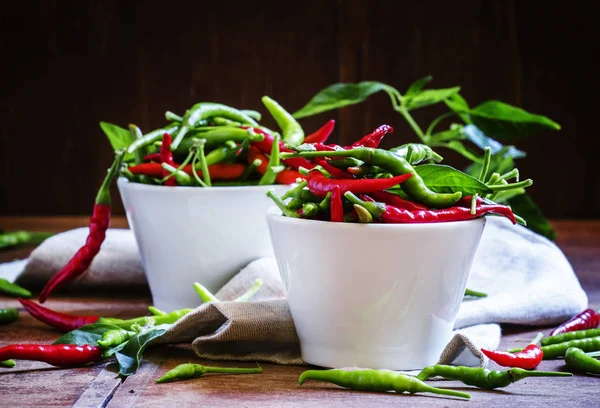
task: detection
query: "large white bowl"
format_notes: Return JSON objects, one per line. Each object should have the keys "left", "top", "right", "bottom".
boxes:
{"left": 117, "top": 179, "right": 290, "bottom": 311}
{"left": 266, "top": 207, "right": 486, "bottom": 370}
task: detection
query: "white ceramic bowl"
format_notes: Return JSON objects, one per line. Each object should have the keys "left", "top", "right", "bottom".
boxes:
{"left": 266, "top": 207, "right": 486, "bottom": 370}
{"left": 118, "top": 179, "right": 290, "bottom": 311}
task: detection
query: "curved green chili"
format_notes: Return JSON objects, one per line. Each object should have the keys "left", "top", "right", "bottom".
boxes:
{"left": 0, "top": 308, "right": 18, "bottom": 324}
{"left": 175, "top": 128, "right": 263, "bottom": 154}
{"left": 282, "top": 147, "right": 461, "bottom": 208}
{"left": 565, "top": 347, "right": 600, "bottom": 374}
{"left": 299, "top": 369, "right": 470, "bottom": 399}
{"left": 127, "top": 123, "right": 179, "bottom": 154}
{"left": 171, "top": 103, "right": 258, "bottom": 149}
{"left": 261, "top": 96, "right": 304, "bottom": 146}
{"left": 97, "top": 328, "right": 137, "bottom": 348}
{"left": 416, "top": 365, "right": 571, "bottom": 389}
{"left": 0, "top": 278, "right": 32, "bottom": 298}
{"left": 259, "top": 134, "right": 283, "bottom": 185}
{"left": 541, "top": 336, "right": 600, "bottom": 359}
{"left": 157, "top": 363, "right": 262, "bottom": 383}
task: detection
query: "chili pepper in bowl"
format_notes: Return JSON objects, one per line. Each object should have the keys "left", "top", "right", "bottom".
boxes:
{"left": 348, "top": 124, "right": 392, "bottom": 149}
{"left": 306, "top": 170, "right": 411, "bottom": 198}
{"left": 549, "top": 308, "right": 600, "bottom": 336}
{"left": 160, "top": 133, "right": 177, "bottom": 186}
{"left": 481, "top": 332, "right": 544, "bottom": 369}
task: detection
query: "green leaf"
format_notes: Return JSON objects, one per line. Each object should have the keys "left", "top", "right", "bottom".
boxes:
{"left": 468, "top": 101, "right": 561, "bottom": 140}
{"left": 100, "top": 121, "right": 135, "bottom": 161}
{"left": 405, "top": 76, "right": 433, "bottom": 97}
{"left": 415, "top": 164, "right": 493, "bottom": 195}
{"left": 292, "top": 82, "right": 388, "bottom": 119}
{"left": 508, "top": 193, "right": 557, "bottom": 240}
{"left": 461, "top": 125, "right": 526, "bottom": 158}
{"left": 115, "top": 324, "right": 170, "bottom": 376}
{"left": 53, "top": 323, "right": 123, "bottom": 346}
{"left": 445, "top": 94, "right": 471, "bottom": 123}
{"left": 404, "top": 87, "right": 461, "bottom": 111}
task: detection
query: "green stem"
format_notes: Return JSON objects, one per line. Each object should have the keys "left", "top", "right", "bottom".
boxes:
{"left": 514, "top": 214, "right": 527, "bottom": 226}
{"left": 499, "top": 168, "right": 520, "bottom": 182}
{"left": 530, "top": 332, "right": 544, "bottom": 345}
{"left": 193, "top": 139, "right": 212, "bottom": 187}
{"left": 234, "top": 278, "right": 264, "bottom": 302}
{"left": 95, "top": 149, "right": 125, "bottom": 205}
{"left": 266, "top": 189, "right": 300, "bottom": 218}
{"left": 191, "top": 149, "right": 209, "bottom": 187}
{"left": 399, "top": 107, "right": 427, "bottom": 143}
{"left": 148, "top": 306, "right": 167, "bottom": 316}
{"left": 488, "top": 179, "right": 533, "bottom": 192}
{"left": 464, "top": 288, "right": 488, "bottom": 298}
{"left": 165, "top": 111, "right": 183, "bottom": 122}
{"left": 160, "top": 149, "right": 195, "bottom": 184}
{"left": 194, "top": 282, "right": 218, "bottom": 303}
{"left": 354, "top": 204, "right": 373, "bottom": 223}
{"left": 479, "top": 147, "right": 491, "bottom": 182}
{"left": 426, "top": 111, "right": 457, "bottom": 137}
{"left": 470, "top": 194, "right": 478, "bottom": 215}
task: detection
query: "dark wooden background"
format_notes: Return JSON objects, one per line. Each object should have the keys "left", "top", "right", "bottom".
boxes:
{"left": 1, "top": 1, "right": 597, "bottom": 218}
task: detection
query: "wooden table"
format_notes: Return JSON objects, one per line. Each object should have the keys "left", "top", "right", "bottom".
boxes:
{"left": 1, "top": 217, "right": 599, "bottom": 407}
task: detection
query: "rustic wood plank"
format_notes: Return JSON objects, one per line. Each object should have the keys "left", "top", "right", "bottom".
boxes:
{"left": 72, "top": 363, "right": 122, "bottom": 408}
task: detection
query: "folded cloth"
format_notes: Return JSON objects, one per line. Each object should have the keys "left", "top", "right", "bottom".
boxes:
{"left": 0, "top": 217, "right": 588, "bottom": 368}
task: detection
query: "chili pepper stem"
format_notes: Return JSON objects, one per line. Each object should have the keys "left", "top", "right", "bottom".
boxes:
{"left": 148, "top": 306, "right": 167, "bottom": 316}
{"left": 267, "top": 190, "right": 301, "bottom": 218}
{"left": 464, "top": 288, "right": 488, "bottom": 298}
{"left": 479, "top": 147, "right": 491, "bottom": 182}
{"left": 234, "top": 278, "right": 263, "bottom": 302}
{"left": 488, "top": 179, "right": 533, "bottom": 192}
{"left": 508, "top": 368, "right": 572, "bottom": 381}
{"left": 530, "top": 332, "right": 544, "bottom": 345}
{"left": 194, "top": 282, "right": 219, "bottom": 303}
{"left": 354, "top": 204, "right": 373, "bottom": 223}
{"left": 96, "top": 149, "right": 125, "bottom": 205}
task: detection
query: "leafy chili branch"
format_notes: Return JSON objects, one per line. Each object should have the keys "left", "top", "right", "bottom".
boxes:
{"left": 292, "top": 78, "right": 560, "bottom": 239}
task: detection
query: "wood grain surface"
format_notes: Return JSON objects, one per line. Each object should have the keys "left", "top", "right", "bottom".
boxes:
{"left": 0, "top": 217, "right": 599, "bottom": 407}
{"left": 0, "top": 1, "right": 597, "bottom": 218}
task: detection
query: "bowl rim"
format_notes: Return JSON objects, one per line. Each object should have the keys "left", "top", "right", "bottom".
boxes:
{"left": 117, "top": 177, "right": 292, "bottom": 193}
{"left": 266, "top": 206, "right": 487, "bottom": 230}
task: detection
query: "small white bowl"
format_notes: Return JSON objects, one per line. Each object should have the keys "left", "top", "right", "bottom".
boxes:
{"left": 117, "top": 178, "right": 290, "bottom": 311}
{"left": 266, "top": 207, "right": 486, "bottom": 370}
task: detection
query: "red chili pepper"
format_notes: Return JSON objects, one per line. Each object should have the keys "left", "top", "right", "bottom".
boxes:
{"left": 549, "top": 309, "right": 600, "bottom": 336}
{"left": 313, "top": 158, "right": 354, "bottom": 179}
{"left": 306, "top": 170, "right": 412, "bottom": 198}
{"left": 0, "top": 344, "right": 102, "bottom": 367}
{"left": 38, "top": 152, "right": 124, "bottom": 303}
{"left": 349, "top": 124, "right": 392, "bottom": 149}
{"left": 160, "top": 133, "right": 177, "bottom": 186}
{"left": 247, "top": 146, "right": 305, "bottom": 184}
{"left": 481, "top": 332, "right": 543, "bottom": 370}
{"left": 242, "top": 126, "right": 314, "bottom": 171}
{"left": 129, "top": 163, "right": 163, "bottom": 177}
{"left": 304, "top": 120, "right": 336, "bottom": 144}
{"left": 18, "top": 298, "right": 99, "bottom": 332}
{"left": 276, "top": 169, "right": 304, "bottom": 185}
{"left": 367, "top": 191, "right": 429, "bottom": 211}
{"left": 143, "top": 153, "right": 161, "bottom": 162}
{"left": 129, "top": 162, "right": 247, "bottom": 181}
{"left": 330, "top": 185, "right": 344, "bottom": 222}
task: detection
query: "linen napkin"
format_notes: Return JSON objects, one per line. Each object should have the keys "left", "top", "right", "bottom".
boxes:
{"left": 0, "top": 217, "right": 588, "bottom": 368}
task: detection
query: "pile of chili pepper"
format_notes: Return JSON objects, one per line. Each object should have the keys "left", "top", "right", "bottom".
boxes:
{"left": 267, "top": 125, "right": 527, "bottom": 224}
{"left": 116, "top": 98, "right": 336, "bottom": 188}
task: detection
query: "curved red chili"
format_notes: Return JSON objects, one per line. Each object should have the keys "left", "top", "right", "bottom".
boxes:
{"left": 349, "top": 124, "right": 392, "bottom": 149}
{"left": 306, "top": 170, "right": 412, "bottom": 198}
{"left": 330, "top": 186, "right": 344, "bottom": 222}
{"left": 0, "top": 344, "right": 102, "bottom": 367}
{"left": 143, "top": 152, "right": 161, "bottom": 162}
{"left": 550, "top": 309, "right": 600, "bottom": 336}
{"left": 160, "top": 133, "right": 177, "bottom": 186}
{"left": 18, "top": 298, "right": 99, "bottom": 332}
{"left": 481, "top": 344, "right": 543, "bottom": 370}
{"left": 304, "top": 120, "right": 335, "bottom": 144}
{"left": 367, "top": 191, "right": 429, "bottom": 211}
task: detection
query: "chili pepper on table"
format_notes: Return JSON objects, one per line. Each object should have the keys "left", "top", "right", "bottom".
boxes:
{"left": 481, "top": 333, "right": 544, "bottom": 369}
{"left": 540, "top": 336, "right": 600, "bottom": 359}
{"left": 0, "top": 344, "right": 102, "bottom": 367}
{"left": 0, "top": 359, "right": 16, "bottom": 368}
{"left": 303, "top": 120, "right": 335, "bottom": 144}
{"left": 345, "top": 192, "right": 517, "bottom": 224}
{"left": 160, "top": 133, "right": 177, "bottom": 186}
{"left": 261, "top": 96, "right": 304, "bottom": 146}
{"left": 156, "top": 363, "right": 262, "bottom": 384}
{"left": 0, "top": 231, "right": 53, "bottom": 250}
{"left": 549, "top": 309, "right": 600, "bottom": 336}
{"left": 306, "top": 170, "right": 412, "bottom": 198}
{"left": 298, "top": 369, "right": 470, "bottom": 399}
{"left": 282, "top": 145, "right": 462, "bottom": 208}
{"left": 541, "top": 328, "right": 600, "bottom": 346}
{"left": 0, "top": 308, "right": 18, "bottom": 324}
{"left": 415, "top": 365, "right": 571, "bottom": 390}
{"left": 38, "top": 151, "right": 124, "bottom": 303}
{"left": 19, "top": 298, "right": 99, "bottom": 331}
{"left": 0, "top": 278, "right": 32, "bottom": 298}
{"left": 565, "top": 347, "right": 600, "bottom": 374}
{"left": 330, "top": 186, "right": 344, "bottom": 222}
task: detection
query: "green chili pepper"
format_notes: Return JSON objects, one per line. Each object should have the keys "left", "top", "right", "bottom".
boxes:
{"left": 318, "top": 192, "right": 332, "bottom": 213}
{"left": 171, "top": 103, "right": 258, "bottom": 150}
{"left": 565, "top": 347, "right": 600, "bottom": 374}
{"left": 541, "top": 328, "right": 600, "bottom": 346}
{"left": 299, "top": 369, "right": 470, "bottom": 399}
{"left": 0, "top": 278, "right": 32, "bottom": 298}
{"left": 259, "top": 134, "right": 283, "bottom": 185}
{"left": 211, "top": 117, "right": 242, "bottom": 127}
{"left": 203, "top": 141, "right": 239, "bottom": 166}
{"left": 156, "top": 363, "right": 262, "bottom": 384}
{"left": 326, "top": 157, "right": 364, "bottom": 169}
{"left": 282, "top": 147, "right": 462, "bottom": 208}
{"left": 194, "top": 282, "right": 219, "bottom": 303}
{"left": 261, "top": 96, "right": 304, "bottom": 146}
{"left": 234, "top": 278, "right": 264, "bottom": 302}
{"left": 416, "top": 365, "right": 571, "bottom": 390}
{"left": 127, "top": 123, "right": 179, "bottom": 154}
{"left": 464, "top": 288, "right": 488, "bottom": 298}
{"left": 301, "top": 202, "right": 320, "bottom": 218}
{"left": 148, "top": 306, "right": 167, "bottom": 316}
{"left": 173, "top": 128, "right": 263, "bottom": 155}
{"left": 97, "top": 328, "right": 137, "bottom": 348}
{"left": 541, "top": 336, "right": 600, "bottom": 359}
{"left": 241, "top": 109, "right": 261, "bottom": 121}
{"left": 354, "top": 204, "right": 373, "bottom": 223}
{"left": 0, "top": 360, "right": 16, "bottom": 368}
{"left": 391, "top": 143, "right": 443, "bottom": 165}
{"left": 98, "top": 308, "right": 192, "bottom": 330}
{"left": 0, "top": 231, "right": 53, "bottom": 250}
{"left": 286, "top": 198, "right": 304, "bottom": 211}
{"left": 0, "top": 308, "right": 18, "bottom": 324}
{"left": 267, "top": 190, "right": 301, "bottom": 218}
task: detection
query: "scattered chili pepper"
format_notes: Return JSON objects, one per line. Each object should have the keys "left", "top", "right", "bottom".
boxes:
{"left": 481, "top": 333, "right": 543, "bottom": 369}
{"left": 0, "top": 344, "right": 102, "bottom": 367}
{"left": 143, "top": 152, "right": 161, "bottom": 162}
{"left": 18, "top": 298, "right": 99, "bottom": 332}
{"left": 38, "top": 151, "right": 124, "bottom": 303}
{"left": 0, "top": 231, "right": 53, "bottom": 250}
{"left": 349, "top": 124, "right": 392, "bottom": 149}
{"left": 0, "top": 359, "right": 16, "bottom": 368}
{"left": 366, "top": 190, "right": 428, "bottom": 211}
{"left": 306, "top": 170, "right": 412, "bottom": 198}
{"left": 0, "top": 308, "right": 18, "bottom": 325}
{"left": 160, "top": 133, "right": 177, "bottom": 186}
{"left": 299, "top": 368, "right": 470, "bottom": 399}
{"left": 565, "top": 347, "right": 600, "bottom": 374}
{"left": 261, "top": 96, "right": 304, "bottom": 146}
{"left": 303, "top": 120, "right": 335, "bottom": 144}
{"left": 464, "top": 288, "right": 488, "bottom": 298}
{"left": 541, "top": 328, "right": 600, "bottom": 346}
{"left": 330, "top": 186, "right": 343, "bottom": 222}
{"left": 416, "top": 365, "right": 571, "bottom": 390}
{"left": 156, "top": 363, "right": 262, "bottom": 384}
{"left": 97, "top": 328, "right": 137, "bottom": 348}
{"left": 0, "top": 278, "right": 32, "bottom": 298}
{"left": 345, "top": 192, "right": 516, "bottom": 224}
{"left": 541, "top": 336, "right": 600, "bottom": 359}
{"left": 549, "top": 308, "right": 600, "bottom": 337}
